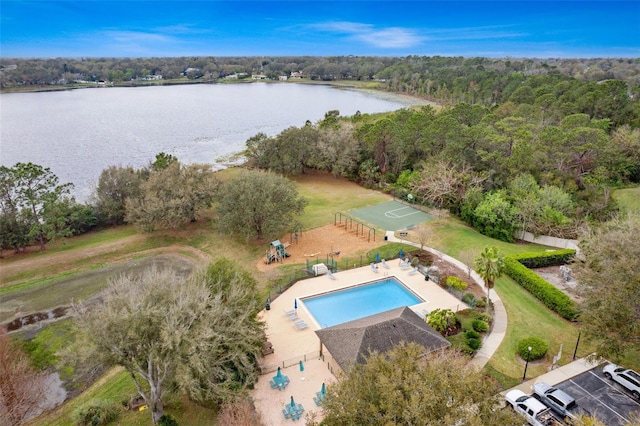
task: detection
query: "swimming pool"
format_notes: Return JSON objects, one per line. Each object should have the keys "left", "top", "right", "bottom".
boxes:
{"left": 302, "top": 278, "right": 423, "bottom": 328}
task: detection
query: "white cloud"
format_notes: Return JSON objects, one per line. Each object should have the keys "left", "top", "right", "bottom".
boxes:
{"left": 310, "top": 21, "right": 423, "bottom": 49}
{"left": 424, "top": 25, "right": 525, "bottom": 42}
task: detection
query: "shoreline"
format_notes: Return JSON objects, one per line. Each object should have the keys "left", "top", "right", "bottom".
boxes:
{"left": 0, "top": 79, "right": 441, "bottom": 108}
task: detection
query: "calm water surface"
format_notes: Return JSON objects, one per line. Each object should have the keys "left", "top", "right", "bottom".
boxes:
{"left": 1, "top": 83, "right": 416, "bottom": 200}
{"left": 303, "top": 278, "right": 422, "bottom": 327}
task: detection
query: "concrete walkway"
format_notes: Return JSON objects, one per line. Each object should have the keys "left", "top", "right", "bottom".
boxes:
{"left": 501, "top": 356, "right": 600, "bottom": 395}
{"left": 384, "top": 231, "right": 506, "bottom": 368}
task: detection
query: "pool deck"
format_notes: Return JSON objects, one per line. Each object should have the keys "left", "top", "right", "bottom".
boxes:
{"left": 252, "top": 260, "right": 465, "bottom": 425}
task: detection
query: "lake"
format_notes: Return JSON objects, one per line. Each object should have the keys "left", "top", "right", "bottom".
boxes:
{"left": 1, "top": 83, "right": 418, "bottom": 200}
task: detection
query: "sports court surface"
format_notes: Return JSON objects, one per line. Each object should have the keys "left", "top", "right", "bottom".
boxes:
{"left": 349, "top": 200, "right": 433, "bottom": 231}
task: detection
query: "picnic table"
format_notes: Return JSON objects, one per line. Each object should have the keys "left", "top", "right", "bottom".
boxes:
{"left": 282, "top": 402, "right": 305, "bottom": 421}
{"left": 269, "top": 374, "right": 290, "bottom": 390}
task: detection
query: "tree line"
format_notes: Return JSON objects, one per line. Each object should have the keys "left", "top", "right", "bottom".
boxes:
{"left": 0, "top": 153, "right": 307, "bottom": 253}
{"left": 245, "top": 102, "right": 640, "bottom": 241}
{"left": 2, "top": 56, "right": 639, "bottom": 115}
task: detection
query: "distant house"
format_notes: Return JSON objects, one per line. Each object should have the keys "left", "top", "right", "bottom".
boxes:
{"left": 315, "top": 306, "right": 450, "bottom": 373}
{"left": 252, "top": 74, "right": 267, "bottom": 80}
{"left": 290, "top": 71, "right": 304, "bottom": 79}
{"left": 279, "top": 75, "right": 288, "bottom": 81}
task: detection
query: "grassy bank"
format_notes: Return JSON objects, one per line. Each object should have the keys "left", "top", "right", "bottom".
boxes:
{"left": 613, "top": 186, "right": 640, "bottom": 213}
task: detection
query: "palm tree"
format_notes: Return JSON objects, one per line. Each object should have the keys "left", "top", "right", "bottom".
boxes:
{"left": 474, "top": 246, "right": 506, "bottom": 313}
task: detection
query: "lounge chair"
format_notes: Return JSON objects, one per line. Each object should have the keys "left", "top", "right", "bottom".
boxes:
{"left": 294, "top": 321, "right": 308, "bottom": 330}
{"left": 381, "top": 259, "right": 390, "bottom": 269}
{"left": 313, "top": 396, "right": 322, "bottom": 406}
{"left": 284, "top": 308, "right": 296, "bottom": 316}
{"left": 288, "top": 312, "right": 300, "bottom": 321}
{"left": 408, "top": 266, "right": 418, "bottom": 275}
{"left": 282, "top": 409, "right": 291, "bottom": 419}
{"left": 327, "top": 269, "right": 336, "bottom": 280}
{"left": 370, "top": 263, "right": 379, "bottom": 273}
{"left": 400, "top": 261, "right": 411, "bottom": 270}
{"left": 270, "top": 379, "right": 279, "bottom": 389}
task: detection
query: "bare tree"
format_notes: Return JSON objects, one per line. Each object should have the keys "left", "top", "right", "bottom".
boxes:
{"left": 0, "top": 329, "right": 49, "bottom": 426}
{"left": 410, "top": 160, "right": 487, "bottom": 212}
{"left": 413, "top": 223, "right": 430, "bottom": 250}
{"left": 458, "top": 248, "right": 478, "bottom": 278}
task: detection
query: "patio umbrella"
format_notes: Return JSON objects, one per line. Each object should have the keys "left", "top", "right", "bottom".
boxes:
{"left": 299, "top": 360, "right": 305, "bottom": 380}
{"left": 321, "top": 382, "right": 326, "bottom": 395}
{"left": 290, "top": 396, "right": 296, "bottom": 409}
{"left": 276, "top": 367, "right": 282, "bottom": 379}
{"left": 375, "top": 253, "right": 380, "bottom": 263}
{"left": 399, "top": 249, "right": 403, "bottom": 259}
{"left": 294, "top": 298, "right": 297, "bottom": 311}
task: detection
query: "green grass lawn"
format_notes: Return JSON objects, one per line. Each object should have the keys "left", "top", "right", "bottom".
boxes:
{"left": 613, "top": 186, "right": 640, "bottom": 213}
{"left": 293, "top": 172, "right": 392, "bottom": 229}
{"left": 424, "top": 215, "right": 551, "bottom": 259}
{"left": 486, "top": 275, "right": 588, "bottom": 387}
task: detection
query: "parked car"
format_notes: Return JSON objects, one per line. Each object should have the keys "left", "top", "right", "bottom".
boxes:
{"left": 532, "top": 382, "right": 588, "bottom": 420}
{"left": 603, "top": 363, "right": 640, "bottom": 400}
{"left": 505, "top": 389, "right": 564, "bottom": 426}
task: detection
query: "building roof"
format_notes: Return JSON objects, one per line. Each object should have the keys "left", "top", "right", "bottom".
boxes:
{"left": 315, "top": 306, "right": 450, "bottom": 371}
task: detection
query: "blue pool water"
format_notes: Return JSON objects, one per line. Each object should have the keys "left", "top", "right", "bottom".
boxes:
{"left": 302, "top": 278, "right": 423, "bottom": 328}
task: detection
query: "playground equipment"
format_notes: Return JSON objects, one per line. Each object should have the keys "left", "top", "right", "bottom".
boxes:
{"left": 266, "top": 240, "right": 291, "bottom": 264}
{"left": 334, "top": 212, "right": 376, "bottom": 242}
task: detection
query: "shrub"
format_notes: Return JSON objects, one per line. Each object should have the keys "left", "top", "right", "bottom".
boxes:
{"left": 504, "top": 257, "right": 578, "bottom": 320}
{"left": 467, "top": 338, "right": 482, "bottom": 350}
{"left": 510, "top": 249, "right": 576, "bottom": 268}
{"left": 158, "top": 415, "right": 179, "bottom": 426}
{"left": 475, "top": 297, "right": 486, "bottom": 309}
{"left": 477, "top": 313, "right": 492, "bottom": 324}
{"left": 446, "top": 276, "right": 468, "bottom": 294}
{"left": 438, "top": 275, "right": 449, "bottom": 288}
{"left": 74, "top": 401, "right": 120, "bottom": 426}
{"left": 465, "top": 329, "right": 480, "bottom": 339}
{"left": 517, "top": 337, "right": 549, "bottom": 361}
{"left": 462, "top": 293, "right": 476, "bottom": 307}
{"left": 472, "top": 319, "right": 489, "bottom": 333}
{"left": 427, "top": 308, "right": 457, "bottom": 335}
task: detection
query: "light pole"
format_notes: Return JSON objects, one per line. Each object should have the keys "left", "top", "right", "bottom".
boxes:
{"left": 522, "top": 346, "right": 532, "bottom": 382}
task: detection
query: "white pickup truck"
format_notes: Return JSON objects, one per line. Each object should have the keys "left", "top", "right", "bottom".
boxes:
{"left": 505, "top": 389, "right": 565, "bottom": 426}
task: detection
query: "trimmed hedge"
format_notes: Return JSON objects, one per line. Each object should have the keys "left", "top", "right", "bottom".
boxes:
{"left": 504, "top": 250, "right": 579, "bottom": 321}
{"left": 509, "top": 249, "right": 576, "bottom": 268}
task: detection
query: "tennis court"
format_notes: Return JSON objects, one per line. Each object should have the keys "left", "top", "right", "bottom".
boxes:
{"left": 349, "top": 200, "right": 433, "bottom": 231}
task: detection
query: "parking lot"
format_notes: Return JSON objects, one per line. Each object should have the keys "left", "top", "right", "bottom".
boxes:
{"left": 552, "top": 366, "right": 640, "bottom": 425}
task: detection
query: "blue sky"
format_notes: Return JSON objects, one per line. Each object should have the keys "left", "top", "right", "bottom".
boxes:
{"left": 1, "top": 1, "right": 639, "bottom": 58}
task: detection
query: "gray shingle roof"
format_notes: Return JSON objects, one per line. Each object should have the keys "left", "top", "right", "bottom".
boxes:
{"left": 315, "top": 306, "right": 450, "bottom": 371}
